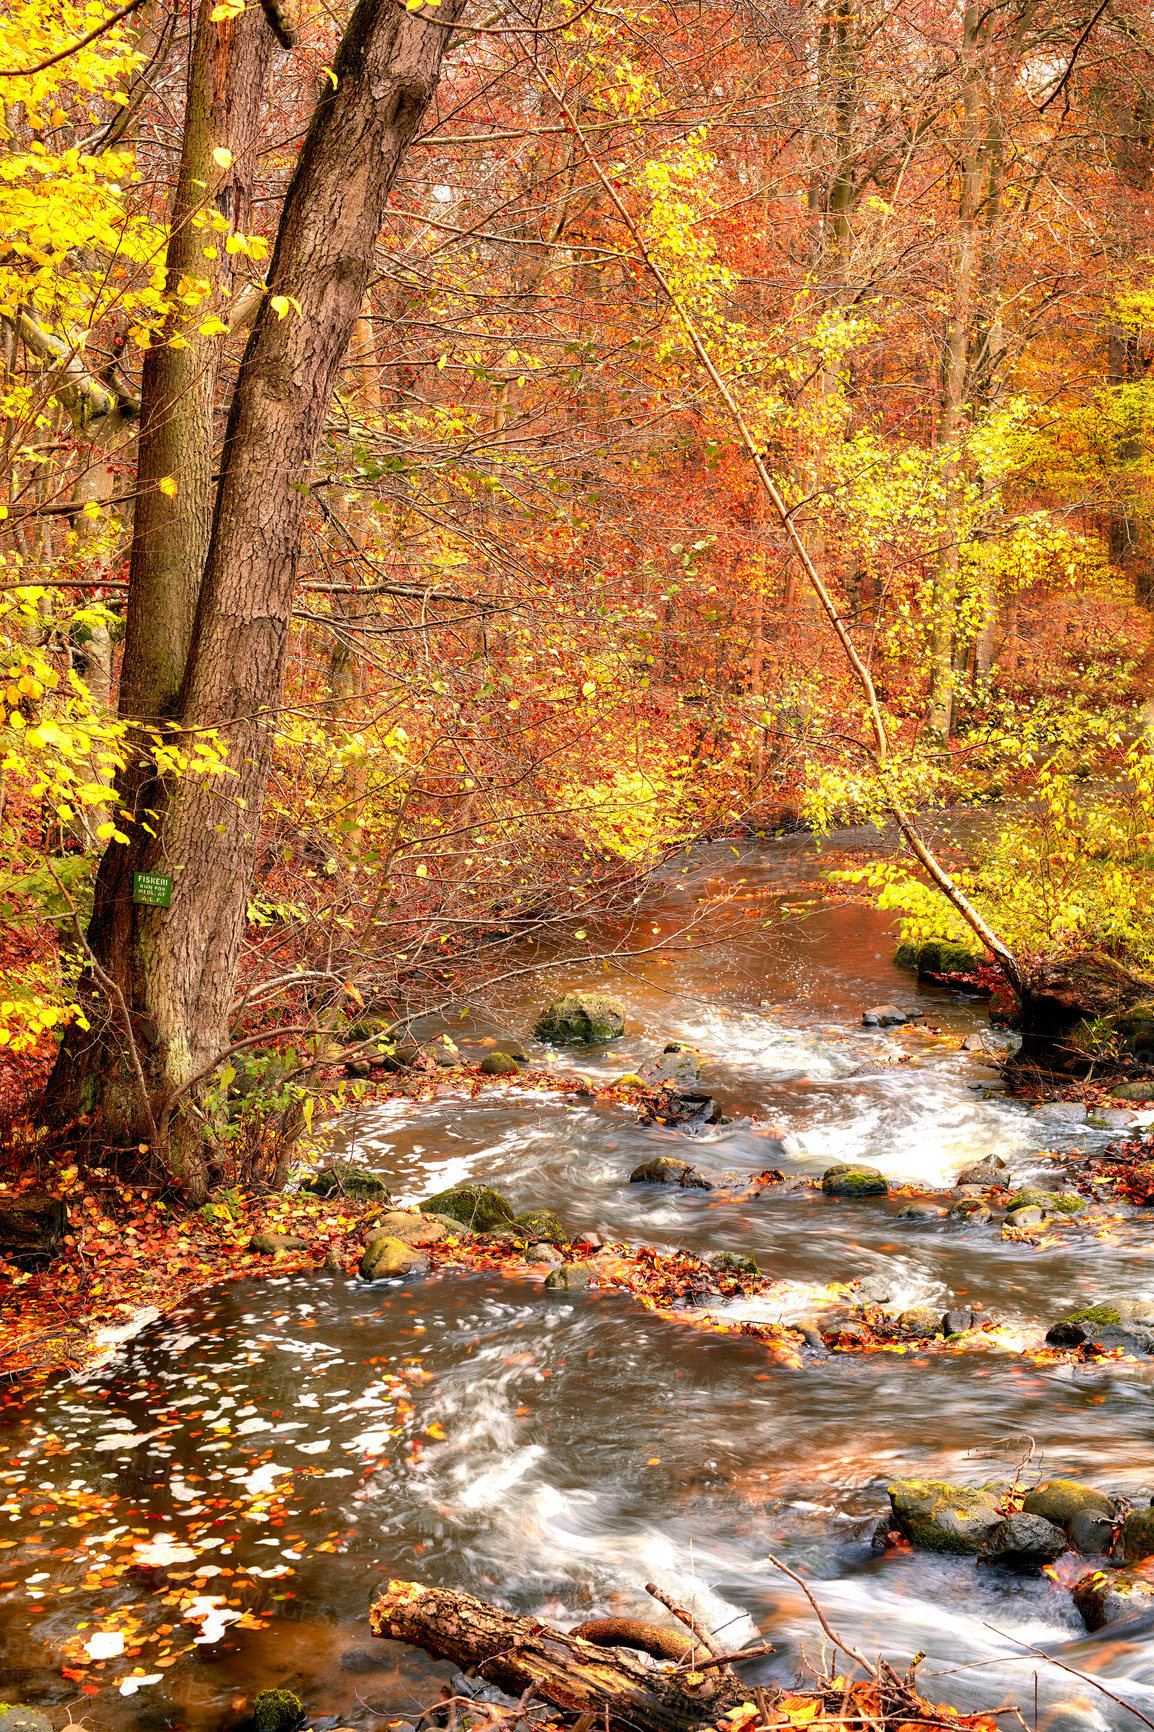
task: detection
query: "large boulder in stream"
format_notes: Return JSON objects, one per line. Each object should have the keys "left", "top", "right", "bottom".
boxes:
{"left": 533, "top": 993, "right": 625, "bottom": 1044}
{"left": 479, "top": 1052, "right": 522, "bottom": 1076}
{"left": 419, "top": 1183, "right": 515, "bottom": 1232}
{"left": 1022, "top": 1478, "right": 1114, "bottom": 1533}
{"left": 822, "top": 1164, "right": 888, "bottom": 1197}
{"left": 886, "top": 1479, "right": 1005, "bottom": 1554}
{"left": 1074, "top": 1566, "right": 1154, "bottom": 1631}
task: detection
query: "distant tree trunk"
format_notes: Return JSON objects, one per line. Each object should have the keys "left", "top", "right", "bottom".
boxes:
{"left": 928, "top": 2, "right": 981, "bottom": 740}
{"left": 47, "top": 0, "right": 468, "bottom": 1189}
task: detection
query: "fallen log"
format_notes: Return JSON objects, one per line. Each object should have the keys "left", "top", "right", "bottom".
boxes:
{"left": 370, "top": 1579, "right": 750, "bottom": 1732}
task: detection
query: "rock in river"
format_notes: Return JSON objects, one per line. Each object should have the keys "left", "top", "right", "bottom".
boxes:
{"left": 629, "top": 1156, "right": 713, "bottom": 1189}
{"left": 419, "top": 1183, "right": 515, "bottom": 1231}
{"left": 862, "top": 1005, "right": 907, "bottom": 1027}
{"left": 479, "top": 1052, "right": 522, "bottom": 1075}
{"left": 368, "top": 1211, "right": 453, "bottom": 1246}
{"left": 981, "top": 1512, "right": 1067, "bottom": 1573}
{"left": 1074, "top": 1566, "right": 1154, "bottom": 1631}
{"left": 886, "top": 1479, "right": 1005, "bottom": 1553}
{"left": 1022, "top": 1477, "right": 1114, "bottom": 1533}
{"left": 896, "top": 1305, "right": 943, "bottom": 1337}
{"left": 512, "top": 1208, "right": 567, "bottom": 1243}
{"left": 822, "top": 1163, "right": 888, "bottom": 1197}
{"left": 253, "top": 1690, "right": 303, "bottom": 1732}
{"left": 544, "top": 1261, "right": 596, "bottom": 1290}
{"left": 359, "top": 1236, "right": 426, "bottom": 1280}
{"left": 533, "top": 992, "right": 625, "bottom": 1044}
{"left": 1046, "top": 1305, "right": 1154, "bottom": 1353}
{"left": 897, "top": 1203, "right": 949, "bottom": 1222}
{"left": 956, "top": 1157, "right": 1006, "bottom": 1186}
{"left": 1114, "top": 1507, "right": 1154, "bottom": 1563}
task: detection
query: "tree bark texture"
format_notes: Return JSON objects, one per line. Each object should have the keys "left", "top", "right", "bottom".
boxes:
{"left": 45, "top": 0, "right": 279, "bottom": 1140}
{"left": 370, "top": 1580, "right": 748, "bottom": 1732}
{"left": 48, "top": 0, "right": 465, "bottom": 1174}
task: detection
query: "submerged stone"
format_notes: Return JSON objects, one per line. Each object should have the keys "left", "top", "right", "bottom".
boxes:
{"left": 629, "top": 1156, "right": 712, "bottom": 1189}
{"left": 533, "top": 992, "right": 626, "bottom": 1044}
{"left": 253, "top": 1691, "right": 303, "bottom": 1732}
{"left": 862, "top": 1004, "right": 907, "bottom": 1028}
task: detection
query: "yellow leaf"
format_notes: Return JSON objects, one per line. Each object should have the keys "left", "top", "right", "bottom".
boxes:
{"left": 198, "top": 316, "right": 228, "bottom": 336}
{"left": 96, "top": 822, "right": 116, "bottom": 841}
{"left": 158, "top": 476, "right": 178, "bottom": 497}
{"left": 270, "top": 295, "right": 291, "bottom": 320}
{"left": 211, "top": 147, "right": 234, "bottom": 169}
{"left": 82, "top": 500, "right": 102, "bottom": 520}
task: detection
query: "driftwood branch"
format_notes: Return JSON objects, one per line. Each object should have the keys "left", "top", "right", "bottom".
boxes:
{"left": 370, "top": 1579, "right": 749, "bottom": 1732}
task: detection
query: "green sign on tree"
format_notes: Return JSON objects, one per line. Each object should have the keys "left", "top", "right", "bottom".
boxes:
{"left": 133, "top": 872, "right": 173, "bottom": 908}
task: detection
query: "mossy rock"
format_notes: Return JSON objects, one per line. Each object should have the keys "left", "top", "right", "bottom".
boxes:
{"left": 712, "top": 1251, "right": 759, "bottom": 1277}
{"left": 533, "top": 992, "right": 626, "bottom": 1044}
{"left": 1110, "top": 1001, "right": 1154, "bottom": 1056}
{"left": 916, "top": 938, "right": 983, "bottom": 977}
{"left": 419, "top": 1183, "right": 514, "bottom": 1232}
{"left": 1022, "top": 1477, "right": 1114, "bottom": 1532}
{"left": 512, "top": 1208, "right": 567, "bottom": 1243}
{"left": 822, "top": 1163, "right": 888, "bottom": 1197}
{"left": 1005, "top": 1188, "right": 1083, "bottom": 1216}
{"left": 894, "top": 941, "right": 920, "bottom": 969}
{"left": 479, "top": 1052, "right": 521, "bottom": 1076}
{"left": 1068, "top": 1302, "right": 1122, "bottom": 1326}
{"left": 886, "top": 1478, "right": 1004, "bottom": 1554}
{"left": 253, "top": 1691, "right": 303, "bottom": 1732}
{"left": 305, "top": 1163, "right": 391, "bottom": 1201}
{"left": 616, "top": 1072, "right": 646, "bottom": 1087}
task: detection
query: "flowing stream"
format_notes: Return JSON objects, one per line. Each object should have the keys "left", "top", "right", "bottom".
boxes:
{"left": 4, "top": 831, "right": 1154, "bottom": 1732}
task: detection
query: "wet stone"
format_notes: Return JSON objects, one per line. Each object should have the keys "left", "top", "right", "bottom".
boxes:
{"left": 981, "top": 1511, "right": 1068, "bottom": 1573}
{"left": 544, "top": 1261, "right": 596, "bottom": 1290}
{"left": 862, "top": 1004, "right": 908, "bottom": 1027}
{"left": 896, "top": 1305, "right": 942, "bottom": 1338}
{"left": 1112, "top": 1079, "right": 1154, "bottom": 1101}
{"left": 1115, "top": 1507, "right": 1154, "bottom": 1562}
{"left": 897, "top": 1203, "right": 949, "bottom": 1222}
{"left": 942, "top": 1307, "right": 977, "bottom": 1336}
{"left": 956, "top": 1158, "right": 1006, "bottom": 1186}
{"left": 1031, "top": 1101, "right": 1088, "bottom": 1122}
{"left": 527, "top": 1241, "right": 563, "bottom": 1265}
{"left": 0, "top": 1711, "right": 54, "bottom": 1732}
{"left": 512, "top": 1208, "right": 567, "bottom": 1242}
{"left": 420, "top": 1183, "right": 514, "bottom": 1231}
{"left": 822, "top": 1164, "right": 888, "bottom": 1197}
{"left": 629, "top": 1156, "right": 712, "bottom": 1189}
{"left": 1074, "top": 1566, "right": 1154, "bottom": 1631}
{"left": 479, "top": 1052, "right": 521, "bottom": 1075}
{"left": 950, "top": 1200, "right": 992, "bottom": 1224}
{"left": 1004, "top": 1206, "right": 1047, "bottom": 1230}
{"left": 1070, "top": 1506, "right": 1117, "bottom": 1554}
{"left": 359, "top": 1237, "right": 426, "bottom": 1280}
{"left": 253, "top": 1690, "right": 303, "bottom": 1732}
{"left": 887, "top": 1479, "right": 1005, "bottom": 1553}
{"left": 533, "top": 991, "right": 625, "bottom": 1044}
{"left": 1022, "top": 1479, "right": 1115, "bottom": 1531}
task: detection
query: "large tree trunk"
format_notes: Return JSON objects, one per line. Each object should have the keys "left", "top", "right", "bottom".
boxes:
{"left": 45, "top": 0, "right": 280, "bottom": 1144}
{"left": 370, "top": 1580, "right": 748, "bottom": 1732}
{"left": 48, "top": 0, "right": 468, "bottom": 1186}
